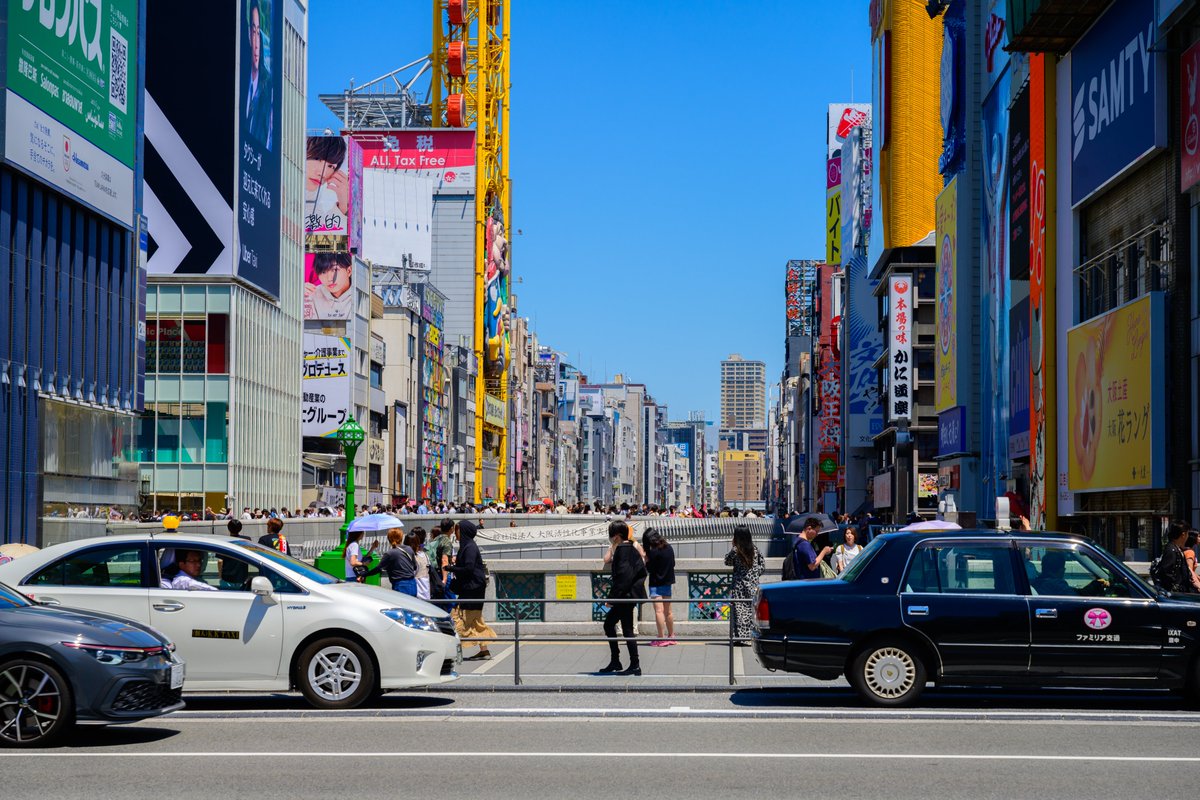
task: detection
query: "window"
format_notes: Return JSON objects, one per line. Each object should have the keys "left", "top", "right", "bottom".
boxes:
{"left": 1021, "top": 544, "right": 1136, "bottom": 598}
{"left": 154, "top": 545, "right": 301, "bottom": 593}
{"left": 369, "top": 361, "right": 383, "bottom": 389}
{"left": 903, "top": 543, "right": 1017, "bottom": 595}
{"left": 31, "top": 545, "right": 145, "bottom": 588}
{"left": 408, "top": 334, "right": 416, "bottom": 359}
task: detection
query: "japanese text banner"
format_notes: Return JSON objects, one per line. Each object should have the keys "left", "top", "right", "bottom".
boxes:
{"left": 1067, "top": 293, "right": 1166, "bottom": 492}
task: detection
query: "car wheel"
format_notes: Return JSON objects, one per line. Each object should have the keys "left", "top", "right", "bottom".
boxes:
{"left": 0, "top": 659, "right": 75, "bottom": 747}
{"left": 850, "top": 640, "right": 927, "bottom": 707}
{"left": 296, "top": 638, "right": 376, "bottom": 709}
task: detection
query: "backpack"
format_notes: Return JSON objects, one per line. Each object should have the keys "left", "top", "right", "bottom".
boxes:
{"left": 1149, "top": 557, "right": 1166, "bottom": 590}
{"left": 781, "top": 540, "right": 799, "bottom": 581}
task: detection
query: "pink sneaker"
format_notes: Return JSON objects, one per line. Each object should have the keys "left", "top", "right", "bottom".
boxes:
{"left": 649, "top": 639, "right": 665, "bottom": 647}
{"left": 665, "top": 639, "right": 678, "bottom": 646}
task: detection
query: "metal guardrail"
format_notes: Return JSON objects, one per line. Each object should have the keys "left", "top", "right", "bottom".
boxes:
{"left": 431, "top": 596, "right": 754, "bottom": 687}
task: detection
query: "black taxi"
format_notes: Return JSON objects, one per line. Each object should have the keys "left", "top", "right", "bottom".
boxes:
{"left": 752, "top": 530, "right": 1200, "bottom": 706}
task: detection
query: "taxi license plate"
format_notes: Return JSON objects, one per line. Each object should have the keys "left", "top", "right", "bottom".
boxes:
{"left": 456, "top": 642, "right": 463, "bottom": 664}
{"left": 169, "top": 662, "right": 185, "bottom": 690}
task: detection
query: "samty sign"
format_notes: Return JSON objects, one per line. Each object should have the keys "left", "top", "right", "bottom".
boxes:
{"left": 1070, "top": 0, "right": 1166, "bottom": 206}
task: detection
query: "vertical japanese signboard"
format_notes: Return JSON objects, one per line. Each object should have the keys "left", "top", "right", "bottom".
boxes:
{"left": 935, "top": 178, "right": 957, "bottom": 412}
{"left": 1029, "top": 53, "right": 1052, "bottom": 528}
{"left": 887, "top": 275, "right": 914, "bottom": 423}
{"left": 302, "top": 334, "right": 351, "bottom": 439}
{"left": 785, "top": 260, "right": 817, "bottom": 338}
{"left": 5, "top": 0, "right": 139, "bottom": 227}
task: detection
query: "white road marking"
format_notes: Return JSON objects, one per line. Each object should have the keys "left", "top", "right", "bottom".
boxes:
{"left": 5, "top": 751, "right": 1200, "bottom": 762}
{"left": 165, "top": 706, "right": 1200, "bottom": 724}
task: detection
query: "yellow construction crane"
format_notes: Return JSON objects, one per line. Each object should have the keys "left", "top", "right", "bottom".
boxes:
{"left": 431, "top": 0, "right": 511, "bottom": 504}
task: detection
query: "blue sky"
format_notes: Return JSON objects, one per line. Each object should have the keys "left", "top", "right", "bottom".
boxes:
{"left": 308, "top": 0, "right": 873, "bottom": 424}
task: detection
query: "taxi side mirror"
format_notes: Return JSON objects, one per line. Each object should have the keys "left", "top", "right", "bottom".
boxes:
{"left": 250, "top": 576, "right": 277, "bottom": 603}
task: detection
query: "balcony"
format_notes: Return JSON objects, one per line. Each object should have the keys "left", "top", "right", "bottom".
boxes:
{"left": 1006, "top": 0, "right": 1109, "bottom": 53}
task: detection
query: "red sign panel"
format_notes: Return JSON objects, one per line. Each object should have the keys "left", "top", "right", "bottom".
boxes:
{"left": 1182, "top": 41, "right": 1200, "bottom": 191}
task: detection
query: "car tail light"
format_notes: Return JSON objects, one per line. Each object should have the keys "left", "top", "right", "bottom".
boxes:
{"left": 754, "top": 593, "right": 770, "bottom": 628}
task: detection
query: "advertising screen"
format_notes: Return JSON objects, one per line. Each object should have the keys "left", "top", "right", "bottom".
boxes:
{"left": 1182, "top": 40, "right": 1200, "bottom": 192}
{"left": 302, "top": 334, "right": 351, "bottom": 439}
{"left": 236, "top": 0, "right": 283, "bottom": 298}
{"left": 303, "top": 252, "right": 354, "bottom": 321}
{"left": 1009, "top": 295, "right": 1030, "bottom": 459}
{"left": 5, "top": 0, "right": 139, "bottom": 226}
{"left": 935, "top": 178, "right": 957, "bottom": 412}
{"left": 1067, "top": 293, "right": 1166, "bottom": 492}
{"left": 305, "top": 135, "right": 362, "bottom": 239}
{"left": 982, "top": 68, "right": 1011, "bottom": 511}
{"left": 144, "top": 0, "right": 235, "bottom": 279}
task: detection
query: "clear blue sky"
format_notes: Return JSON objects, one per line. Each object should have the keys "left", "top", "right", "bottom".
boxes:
{"left": 308, "top": 0, "right": 872, "bottom": 425}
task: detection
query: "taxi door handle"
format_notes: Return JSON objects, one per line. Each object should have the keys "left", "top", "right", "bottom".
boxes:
{"left": 1035, "top": 608, "right": 1058, "bottom": 619}
{"left": 153, "top": 601, "right": 185, "bottom": 612}
{"left": 907, "top": 606, "right": 929, "bottom": 616}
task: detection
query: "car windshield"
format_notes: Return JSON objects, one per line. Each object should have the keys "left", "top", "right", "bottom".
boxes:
{"left": 1086, "top": 540, "right": 1156, "bottom": 595}
{"left": 232, "top": 541, "right": 339, "bottom": 585}
{"left": 840, "top": 536, "right": 885, "bottom": 582}
{"left": 0, "top": 581, "right": 32, "bottom": 609}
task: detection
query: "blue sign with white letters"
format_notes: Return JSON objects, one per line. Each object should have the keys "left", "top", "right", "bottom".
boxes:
{"left": 1070, "top": 0, "right": 1165, "bottom": 206}
{"left": 938, "top": 406, "right": 967, "bottom": 458}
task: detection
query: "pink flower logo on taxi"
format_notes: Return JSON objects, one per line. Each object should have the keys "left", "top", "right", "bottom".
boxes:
{"left": 1084, "top": 608, "right": 1112, "bottom": 630}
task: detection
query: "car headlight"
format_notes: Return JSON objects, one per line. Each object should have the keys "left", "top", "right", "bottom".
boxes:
{"left": 381, "top": 608, "right": 440, "bottom": 632}
{"left": 62, "top": 642, "right": 169, "bottom": 666}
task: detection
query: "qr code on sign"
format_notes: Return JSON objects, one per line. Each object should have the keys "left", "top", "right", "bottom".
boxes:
{"left": 109, "top": 29, "right": 128, "bottom": 114}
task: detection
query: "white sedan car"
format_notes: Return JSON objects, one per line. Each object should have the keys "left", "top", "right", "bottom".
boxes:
{"left": 0, "top": 534, "right": 460, "bottom": 709}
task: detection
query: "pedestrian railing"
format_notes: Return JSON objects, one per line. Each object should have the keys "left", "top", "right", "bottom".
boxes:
{"left": 430, "top": 596, "right": 755, "bottom": 687}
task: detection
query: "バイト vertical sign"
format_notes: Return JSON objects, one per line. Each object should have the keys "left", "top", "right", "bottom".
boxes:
{"left": 888, "top": 275, "right": 914, "bottom": 423}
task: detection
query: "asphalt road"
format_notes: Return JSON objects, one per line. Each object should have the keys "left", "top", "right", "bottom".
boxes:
{"left": 5, "top": 689, "right": 1200, "bottom": 800}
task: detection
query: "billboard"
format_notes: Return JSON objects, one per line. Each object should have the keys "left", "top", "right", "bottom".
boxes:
{"left": 303, "top": 252, "right": 354, "bottom": 321}
{"left": 815, "top": 263, "right": 841, "bottom": 466}
{"left": 1009, "top": 295, "right": 1030, "bottom": 460}
{"left": 360, "top": 170, "right": 433, "bottom": 272}
{"left": 982, "top": 0, "right": 1009, "bottom": 96}
{"left": 785, "top": 260, "right": 818, "bottom": 338}
{"left": 1070, "top": 0, "right": 1165, "bottom": 207}
{"left": 236, "top": 0, "right": 282, "bottom": 297}
{"left": 305, "top": 135, "right": 363, "bottom": 241}
{"left": 356, "top": 129, "right": 476, "bottom": 194}
{"left": 1008, "top": 81, "right": 1030, "bottom": 281}
{"left": 1067, "top": 293, "right": 1166, "bottom": 492}
{"left": 1181, "top": 40, "right": 1200, "bottom": 192}
{"left": 939, "top": 406, "right": 967, "bottom": 457}
{"left": 981, "top": 67, "right": 1011, "bottom": 512}
{"left": 1029, "top": 54, "right": 1052, "bottom": 528}
{"left": 145, "top": 0, "right": 282, "bottom": 297}
{"left": 935, "top": 178, "right": 957, "bottom": 412}
{"left": 4, "top": 0, "right": 139, "bottom": 227}
{"left": 483, "top": 208, "right": 511, "bottom": 379}
{"left": 302, "top": 334, "right": 351, "bottom": 438}
{"left": 145, "top": 0, "right": 235, "bottom": 279}
{"left": 887, "top": 275, "right": 914, "bottom": 423}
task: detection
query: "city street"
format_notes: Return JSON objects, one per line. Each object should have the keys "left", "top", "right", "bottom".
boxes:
{"left": 5, "top": 688, "right": 1198, "bottom": 800}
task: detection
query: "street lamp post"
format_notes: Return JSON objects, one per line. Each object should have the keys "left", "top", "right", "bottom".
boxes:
{"left": 314, "top": 417, "right": 366, "bottom": 579}
{"left": 336, "top": 417, "right": 366, "bottom": 544}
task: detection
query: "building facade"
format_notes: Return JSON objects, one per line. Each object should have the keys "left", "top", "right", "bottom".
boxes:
{"left": 720, "top": 354, "right": 766, "bottom": 429}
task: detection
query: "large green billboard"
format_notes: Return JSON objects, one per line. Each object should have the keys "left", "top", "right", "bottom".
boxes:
{"left": 6, "top": 0, "right": 138, "bottom": 165}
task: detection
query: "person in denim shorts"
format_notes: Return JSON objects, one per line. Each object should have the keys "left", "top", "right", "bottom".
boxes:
{"left": 644, "top": 528, "right": 676, "bottom": 646}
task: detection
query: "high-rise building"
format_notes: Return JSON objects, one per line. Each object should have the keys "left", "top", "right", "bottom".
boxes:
{"left": 140, "top": 0, "right": 307, "bottom": 515}
{"left": 720, "top": 355, "right": 766, "bottom": 429}
{"left": 720, "top": 450, "right": 764, "bottom": 508}
{"left": 1, "top": 0, "right": 147, "bottom": 543}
